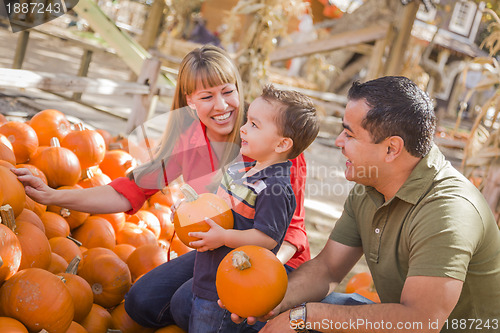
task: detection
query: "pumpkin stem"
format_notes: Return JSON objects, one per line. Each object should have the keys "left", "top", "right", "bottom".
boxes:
{"left": 232, "top": 251, "right": 251, "bottom": 270}
{"left": 66, "top": 256, "right": 81, "bottom": 274}
{"left": 0, "top": 205, "right": 16, "bottom": 231}
{"left": 75, "top": 123, "right": 85, "bottom": 131}
{"left": 180, "top": 184, "right": 199, "bottom": 202}
{"left": 67, "top": 235, "right": 83, "bottom": 247}
{"left": 50, "top": 137, "right": 61, "bottom": 147}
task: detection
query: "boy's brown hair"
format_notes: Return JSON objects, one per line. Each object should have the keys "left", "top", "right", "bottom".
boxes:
{"left": 261, "top": 84, "right": 319, "bottom": 159}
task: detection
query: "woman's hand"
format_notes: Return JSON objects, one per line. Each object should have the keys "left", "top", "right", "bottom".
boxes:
{"left": 11, "top": 167, "right": 56, "bottom": 205}
{"left": 188, "top": 217, "right": 226, "bottom": 251}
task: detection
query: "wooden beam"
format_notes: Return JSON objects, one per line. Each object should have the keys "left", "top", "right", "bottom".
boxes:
{"left": 269, "top": 23, "right": 389, "bottom": 62}
{"left": 0, "top": 68, "right": 151, "bottom": 95}
{"left": 383, "top": 1, "right": 419, "bottom": 76}
{"left": 72, "top": 0, "right": 175, "bottom": 87}
{"left": 73, "top": 49, "right": 94, "bottom": 101}
{"left": 12, "top": 31, "right": 30, "bottom": 69}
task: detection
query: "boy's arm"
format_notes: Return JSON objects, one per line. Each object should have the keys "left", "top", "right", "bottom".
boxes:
{"left": 188, "top": 217, "right": 277, "bottom": 251}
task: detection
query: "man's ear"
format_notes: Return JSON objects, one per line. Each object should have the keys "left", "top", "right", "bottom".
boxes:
{"left": 186, "top": 95, "right": 196, "bottom": 110}
{"left": 385, "top": 136, "right": 404, "bottom": 162}
{"left": 276, "top": 137, "right": 293, "bottom": 154}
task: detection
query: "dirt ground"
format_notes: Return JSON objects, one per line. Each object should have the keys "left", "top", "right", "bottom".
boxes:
{"left": 0, "top": 23, "right": 377, "bottom": 286}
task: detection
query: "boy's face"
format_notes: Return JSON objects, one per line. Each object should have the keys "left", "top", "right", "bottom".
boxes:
{"left": 240, "top": 97, "right": 286, "bottom": 162}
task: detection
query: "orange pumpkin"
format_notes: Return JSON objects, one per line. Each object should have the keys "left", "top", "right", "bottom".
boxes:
{"left": 173, "top": 184, "right": 233, "bottom": 247}
{"left": 62, "top": 123, "right": 106, "bottom": 169}
{"left": 1, "top": 205, "right": 51, "bottom": 271}
{"left": 116, "top": 222, "right": 157, "bottom": 248}
{"left": 113, "top": 243, "right": 136, "bottom": 263}
{"left": 47, "top": 184, "right": 90, "bottom": 230}
{"left": 0, "top": 140, "right": 16, "bottom": 165}
{"left": 0, "top": 121, "right": 38, "bottom": 163}
{"left": 345, "top": 271, "right": 380, "bottom": 303}
{"left": 66, "top": 321, "right": 88, "bottom": 333}
{"left": 345, "top": 272, "right": 373, "bottom": 293}
{"left": 16, "top": 163, "right": 48, "bottom": 185}
{"left": 216, "top": 245, "right": 287, "bottom": 318}
{"left": 30, "top": 138, "right": 81, "bottom": 188}
{"left": 78, "top": 247, "right": 132, "bottom": 308}
{"left": 128, "top": 209, "right": 161, "bottom": 239}
{"left": 148, "top": 203, "right": 174, "bottom": 242}
{"left": 126, "top": 244, "right": 169, "bottom": 282}
{"left": 78, "top": 168, "right": 111, "bottom": 188}
{"left": 72, "top": 215, "right": 116, "bottom": 250}
{"left": 23, "top": 195, "right": 46, "bottom": 217}
{"left": 39, "top": 211, "right": 71, "bottom": 239}
{"left": 94, "top": 212, "right": 126, "bottom": 234}
{"left": 95, "top": 128, "right": 112, "bottom": 150}
{"left": 0, "top": 268, "right": 74, "bottom": 333}
{"left": 0, "top": 165, "right": 26, "bottom": 217}
{"left": 99, "top": 149, "right": 137, "bottom": 180}
{"left": 80, "top": 303, "right": 112, "bottom": 333}
{"left": 49, "top": 236, "right": 83, "bottom": 264}
{"left": 0, "top": 222, "right": 22, "bottom": 283}
{"left": 154, "top": 325, "right": 187, "bottom": 333}
{"left": 16, "top": 208, "right": 45, "bottom": 232}
{"left": 57, "top": 257, "right": 94, "bottom": 323}
{"left": 149, "top": 184, "right": 184, "bottom": 208}
{"left": 0, "top": 317, "right": 29, "bottom": 332}
{"left": 29, "top": 109, "right": 71, "bottom": 146}
{"left": 110, "top": 302, "right": 155, "bottom": 333}
{"left": 47, "top": 252, "right": 69, "bottom": 274}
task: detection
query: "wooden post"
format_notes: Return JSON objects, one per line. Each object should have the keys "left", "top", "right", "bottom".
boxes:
{"left": 139, "top": 0, "right": 166, "bottom": 50}
{"left": 73, "top": 49, "right": 94, "bottom": 101}
{"left": 365, "top": 38, "right": 387, "bottom": 81}
{"left": 12, "top": 30, "right": 30, "bottom": 69}
{"left": 383, "top": 1, "right": 419, "bottom": 76}
{"left": 126, "top": 58, "right": 162, "bottom": 134}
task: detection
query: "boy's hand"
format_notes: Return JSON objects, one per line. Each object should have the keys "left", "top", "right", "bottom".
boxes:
{"left": 188, "top": 217, "right": 226, "bottom": 251}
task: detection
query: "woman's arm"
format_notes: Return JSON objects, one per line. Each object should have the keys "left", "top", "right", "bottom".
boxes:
{"left": 13, "top": 168, "right": 133, "bottom": 214}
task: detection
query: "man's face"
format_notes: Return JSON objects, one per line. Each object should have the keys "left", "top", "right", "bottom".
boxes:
{"left": 334, "top": 99, "right": 387, "bottom": 186}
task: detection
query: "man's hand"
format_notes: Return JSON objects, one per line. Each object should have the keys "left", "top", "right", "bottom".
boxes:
{"left": 188, "top": 217, "right": 226, "bottom": 251}
{"left": 217, "top": 299, "right": 280, "bottom": 325}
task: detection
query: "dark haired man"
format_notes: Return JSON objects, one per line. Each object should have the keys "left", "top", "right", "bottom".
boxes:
{"left": 229, "top": 76, "right": 500, "bottom": 333}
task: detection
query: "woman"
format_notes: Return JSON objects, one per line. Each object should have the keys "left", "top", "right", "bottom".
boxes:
{"left": 13, "top": 45, "right": 310, "bottom": 328}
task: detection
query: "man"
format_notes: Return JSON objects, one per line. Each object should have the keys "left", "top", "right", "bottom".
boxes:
{"left": 229, "top": 76, "right": 500, "bottom": 333}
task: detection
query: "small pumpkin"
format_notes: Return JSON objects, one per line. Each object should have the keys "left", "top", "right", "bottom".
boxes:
{"left": 0, "top": 165, "right": 26, "bottom": 217}
{"left": 61, "top": 123, "right": 106, "bottom": 169}
{"left": 0, "top": 121, "right": 38, "bottom": 163}
{"left": 30, "top": 137, "right": 81, "bottom": 188}
{"left": 57, "top": 257, "right": 94, "bottom": 323}
{"left": 79, "top": 303, "right": 112, "bottom": 333}
{"left": 47, "top": 184, "right": 90, "bottom": 230}
{"left": 0, "top": 211, "right": 22, "bottom": 283}
{"left": 110, "top": 302, "right": 155, "bottom": 333}
{"left": 126, "top": 244, "right": 169, "bottom": 282}
{"left": 99, "top": 149, "right": 137, "bottom": 180}
{"left": 0, "top": 317, "right": 29, "bottom": 332}
{"left": 77, "top": 247, "right": 132, "bottom": 308}
{"left": 29, "top": 109, "right": 71, "bottom": 146}
{"left": 216, "top": 245, "right": 287, "bottom": 318}
{"left": 173, "top": 184, "right": 233, "bottom": 247}
{"left": 1, "top": 205, "right": 51, "bottom": 271}
{"left": 72, "top": 215, "right": 116, "bottom": 250}
{"left": 0, "top": 268, "right": 74, "bottom": 333}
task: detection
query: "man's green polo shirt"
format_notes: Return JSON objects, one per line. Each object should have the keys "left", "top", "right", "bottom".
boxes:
{"left": 331, "top": 145, "right": 500, "bottom": 332}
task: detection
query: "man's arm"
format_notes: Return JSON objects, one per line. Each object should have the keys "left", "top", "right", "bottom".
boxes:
{"left": 263, "top": 274, "right": 463, "bottom": 333}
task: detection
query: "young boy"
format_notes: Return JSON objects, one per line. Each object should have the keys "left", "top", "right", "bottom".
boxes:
{"left": 175, "top": 84, "right": 319, "bottom": 333}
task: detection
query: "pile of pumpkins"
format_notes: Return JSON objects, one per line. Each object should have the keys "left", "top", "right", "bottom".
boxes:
{"left": 0, "top": 109, "right": 189, "bottom": 333}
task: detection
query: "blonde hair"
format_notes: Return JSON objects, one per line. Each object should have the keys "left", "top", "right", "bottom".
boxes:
{"left": 130, "top": 45, "right": 246, "bottom": 189}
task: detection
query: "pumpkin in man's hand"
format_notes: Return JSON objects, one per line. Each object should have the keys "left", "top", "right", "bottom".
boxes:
{"left": 216, "top": 245, "right": 288, "bottom": 318}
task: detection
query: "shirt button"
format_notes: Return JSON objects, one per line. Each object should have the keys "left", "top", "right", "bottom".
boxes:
{"left": 375, "top": 228, "right": 380, "bottom": 234}
{"left": 230, "top": 184, "right": 236, "bottom": 190}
